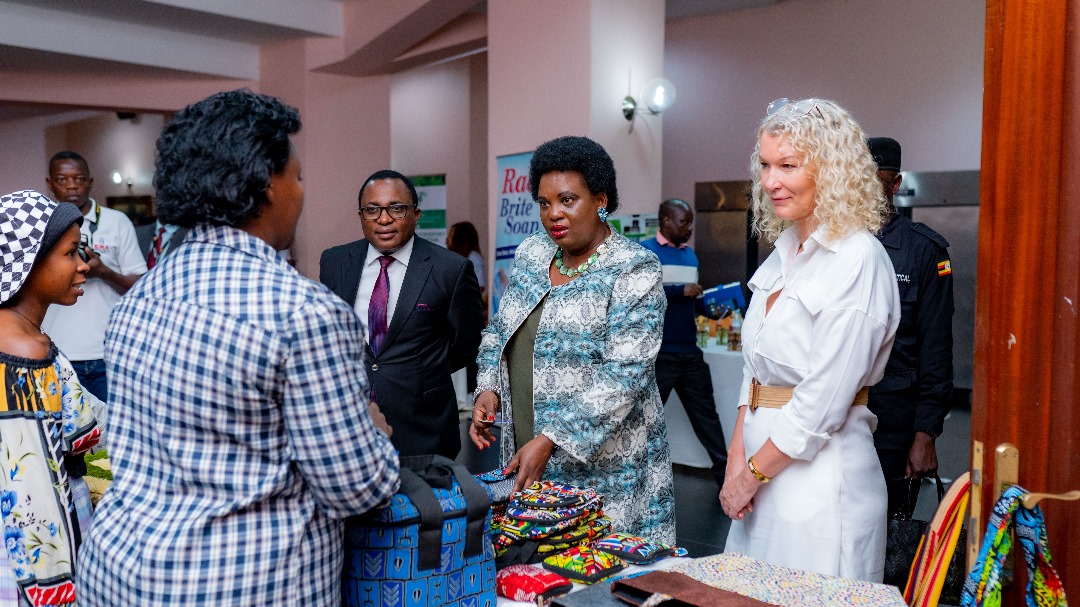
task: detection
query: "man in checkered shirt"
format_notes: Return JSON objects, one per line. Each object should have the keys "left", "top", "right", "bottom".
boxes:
{"left": 76, "top": 90, "right": 400, "bottom": 606}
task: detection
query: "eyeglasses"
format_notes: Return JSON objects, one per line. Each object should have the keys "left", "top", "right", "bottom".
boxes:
{"left": 766, "top": 98, "right": 824, "bottom": 120}
{"left": 361, "top": 203, "right": 412, "bottom": 221}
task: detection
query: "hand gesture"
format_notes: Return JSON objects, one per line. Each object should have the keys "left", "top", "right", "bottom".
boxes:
{"left": 469, "top": 391, "right": 499, "bottom": 449}
{"left": 506, "top": 434, "right": 555, "bottom": 493}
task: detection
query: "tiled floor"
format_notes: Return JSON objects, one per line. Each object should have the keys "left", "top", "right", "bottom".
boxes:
{"left": 457, "top": 401, "right": 973, "bottom": 558}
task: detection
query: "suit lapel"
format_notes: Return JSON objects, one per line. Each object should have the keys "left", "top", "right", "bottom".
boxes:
{"left": 341, "top": 240, "right": 367, "bottom": 307}
{"left": 382, "top": 237, "right": 432, "bottom": 352}
{"left": 167, "top": 227, "right": 190, "bottom": 254}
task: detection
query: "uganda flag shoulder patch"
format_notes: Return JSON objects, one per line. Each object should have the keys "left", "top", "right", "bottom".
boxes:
{"left": 937, "top": 260, "right": 952, "bottom": 276}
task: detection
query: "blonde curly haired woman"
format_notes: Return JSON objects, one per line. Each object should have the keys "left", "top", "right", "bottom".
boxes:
{"left": 720, "top": 98, "right": 900, "bottom": 582}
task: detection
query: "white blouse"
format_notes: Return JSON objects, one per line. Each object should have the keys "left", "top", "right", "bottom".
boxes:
{"left": 738, "top": 226, "right": 900, "bottom": 461}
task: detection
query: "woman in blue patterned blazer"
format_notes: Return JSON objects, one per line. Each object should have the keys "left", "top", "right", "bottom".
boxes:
{"left": 469, "top": 136, "right": 675, "bottom": 543}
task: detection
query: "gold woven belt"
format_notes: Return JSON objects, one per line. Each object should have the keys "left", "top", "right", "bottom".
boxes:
{"left": 748, "top": 379, "right": 869, "bottom": 412}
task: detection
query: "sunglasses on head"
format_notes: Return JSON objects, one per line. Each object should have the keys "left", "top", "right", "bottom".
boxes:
{"left": 766, "top": 98, "right": 825, "bottom": 120}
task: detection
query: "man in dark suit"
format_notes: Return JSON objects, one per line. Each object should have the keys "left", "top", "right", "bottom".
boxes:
{"left": 320, "top": 170, "right": 484, "bottom": 458}
{"left": 136, "top": 220, "right": 189, "bottom": 268}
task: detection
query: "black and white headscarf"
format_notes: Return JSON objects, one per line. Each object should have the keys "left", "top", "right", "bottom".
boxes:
{"left": 0, "top": 190, "right": 64, "bottom": 304}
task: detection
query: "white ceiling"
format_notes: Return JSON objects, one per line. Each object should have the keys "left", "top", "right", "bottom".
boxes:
{"left": 0, "top": 0, "right": 780, "bottom": 121}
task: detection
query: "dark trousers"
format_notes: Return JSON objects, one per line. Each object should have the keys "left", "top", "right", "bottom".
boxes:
{"left": 878, "top": 447, "right": 921, "bottom": 518}
{"left": 71, "top": 358, "right": 108, "bottom": 402}
{"left": 68, "top": 359, "right": 107, "bottom": 479}
{"left": 656, "top": 351, "right": 727, "bottom": 485}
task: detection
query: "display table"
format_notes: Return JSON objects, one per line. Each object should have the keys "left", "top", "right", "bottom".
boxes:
{"left": 494, "top": 557, "right": 690, "bottom": 606}
{"left": 663, "top": 345, "right": 744, "bottom": 468}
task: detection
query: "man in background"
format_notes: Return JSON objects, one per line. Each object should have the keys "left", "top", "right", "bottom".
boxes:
{"left": 136, "top": 215, "right": 188, "bottom": 269}
{"left": 640, "top": 198, "right": 727, "bottom": 488}
{"left": 44, "top": 150, "right": 147, "bottom": 402}
{"left": 867, "top": 137, "right": 955, "bottom": 518}
{"left": 320, "top": 170, "right": 484, "bottom": 458}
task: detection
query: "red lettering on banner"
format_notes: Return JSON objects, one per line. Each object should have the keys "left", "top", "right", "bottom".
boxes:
{"left": 501, "top": 169, "right": 530, "bottom": 194}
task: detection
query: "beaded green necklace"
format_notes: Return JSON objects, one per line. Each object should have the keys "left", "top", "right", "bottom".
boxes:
{"left": 554, "top": 242, "right": 608, "bottom": 277}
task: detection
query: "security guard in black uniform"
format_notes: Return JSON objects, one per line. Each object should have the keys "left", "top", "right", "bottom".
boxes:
{"left": 867, "top": 137, "right": 954, "bottom": 518}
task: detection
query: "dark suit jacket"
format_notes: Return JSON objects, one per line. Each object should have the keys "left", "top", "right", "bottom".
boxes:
{"left": 136, "top": 223, "right": 190, "bottom": 262}
{"left": 319, "top": 236, "right": 484, "bottom": 458}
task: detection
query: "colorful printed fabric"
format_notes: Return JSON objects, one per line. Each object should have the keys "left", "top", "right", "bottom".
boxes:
{"left": 0, "top": 349, "right": 100, "bottom": 607}
{"left": 959, "top": 485, "right": 1067, "bottom": 607}
{"left": 496, "top": 564, "right": 573, "bottom": 602}
{"left": 669, "top": 553, "right": 907, "bottom": 606}
{"left": 513, "top": 481, "right": 597, "bottom": 510}
{"left": 540, "top": 514, "right": 609, "bottom": 546}
{"left": 593, "top": 532, "right": 687, "bottom": 565}
{"left": 499, "top": 506, "right": 598, "bottom": 541}
{"left": 506, "top": 495, "right": 603, "bottom": 524}
{"left": 475, "top": 469, "right": 516, "bottom": 504}
{"left": 475, "top": 229, "right": 675, "bottom": 543}
{"left": 542, "top": 546, "right": 626, "bottom": 584}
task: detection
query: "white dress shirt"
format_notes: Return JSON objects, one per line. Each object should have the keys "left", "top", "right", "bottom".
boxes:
{"left": 725, "top": 225, "right": 900, "bottom": 581}
{"left": 354, "top": 236, "right": 416, "bottom": 333}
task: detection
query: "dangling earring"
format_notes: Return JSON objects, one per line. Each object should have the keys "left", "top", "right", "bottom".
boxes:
{"left": 597, "top": 207, "right": 609, "bottom": 222}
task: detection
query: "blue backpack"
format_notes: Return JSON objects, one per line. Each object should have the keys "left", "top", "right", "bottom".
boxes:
{"left": 343, "top": 455, "right": 496, "bottom": 607}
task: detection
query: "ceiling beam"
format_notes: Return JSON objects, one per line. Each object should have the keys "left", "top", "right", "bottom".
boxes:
{"left": 0, "top": 1, "right": 259, "bottom": 79}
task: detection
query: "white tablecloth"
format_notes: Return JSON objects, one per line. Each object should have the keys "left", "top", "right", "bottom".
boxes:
{"left": 662, "top": 345, "right": 744, "bottom": 468}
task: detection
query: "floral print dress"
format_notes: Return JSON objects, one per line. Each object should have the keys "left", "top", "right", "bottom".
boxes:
{"left": 476, "top": 228, "right": 676, "bottom": 543}
{"left": 0, "top": 347, "right": 100, "bottom": 607}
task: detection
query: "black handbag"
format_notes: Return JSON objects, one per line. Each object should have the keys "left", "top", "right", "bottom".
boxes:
{"left": 883, "top": 475, "right": 966, "bottom": 604}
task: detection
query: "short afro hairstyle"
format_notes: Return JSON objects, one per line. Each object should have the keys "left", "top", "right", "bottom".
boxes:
{"left": 49, "top": 151, "right": 91, "bottom": 174}
{"left": 153, "top": 89, "right": 301, "bottom": 228}
{"left": 529, "top": 136, "right": 619, "bottom": 213}
{"left": 357, "top": 169, "right": 419, "bottom": 211}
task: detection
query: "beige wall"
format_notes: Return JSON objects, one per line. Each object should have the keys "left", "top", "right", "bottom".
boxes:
{"left": 48, "top": 113, "right": 166, "bottom": 203}
{"left": 662, "top": 0, "right": 985, "bottom": 203}
{"left": 0, "top": 0, "right": 984, "bottom": 279}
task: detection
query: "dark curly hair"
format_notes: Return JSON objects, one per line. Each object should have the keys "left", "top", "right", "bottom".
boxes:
{"left": 529, "top": 136, "right": 619, "bottom": 213}
{"left": 153, "top": 89, "right": 301, "bottom": 228}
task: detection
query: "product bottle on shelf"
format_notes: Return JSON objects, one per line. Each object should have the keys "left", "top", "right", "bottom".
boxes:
{"left": 727, "top": 310, "right": 743, "bottom": 351}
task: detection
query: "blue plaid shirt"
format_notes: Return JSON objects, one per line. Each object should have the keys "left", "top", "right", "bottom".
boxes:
{"left": 77, "top": 225, "right": 400, "bottom": 606}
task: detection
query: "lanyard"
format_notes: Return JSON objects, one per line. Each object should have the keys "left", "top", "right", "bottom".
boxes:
{"left": 85, "top": 202, "right": 101, "bottom": 245}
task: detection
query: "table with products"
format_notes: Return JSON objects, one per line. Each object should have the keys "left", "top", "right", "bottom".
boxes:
{"left": 663, "top": 344, "right": 743, "bottom": 468}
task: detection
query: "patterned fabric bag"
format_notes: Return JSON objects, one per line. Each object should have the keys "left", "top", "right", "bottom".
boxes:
{"left": 496, "top": 564, "right": 574, "bottom": 603}
{"left": 475, "top": 468, "right": 516, "bottom": 504}
{"left": 543, "top": 546, "right": 626, "bottom": 584}
{"left": 343, "top": 454, "right": 497, "bottom": 607}
{"left": 499, "top": 484, "right": 604, "bottom": 540}
{"left": 593, "top": 532, "right": 688, "bottom": 565}
{"left": 959, "top": 484, "right": 1067, "bottom": 607}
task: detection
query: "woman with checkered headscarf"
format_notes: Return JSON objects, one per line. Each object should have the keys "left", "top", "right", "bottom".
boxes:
{"left": 0, "top": 189, "right": 102, "bottom": 607}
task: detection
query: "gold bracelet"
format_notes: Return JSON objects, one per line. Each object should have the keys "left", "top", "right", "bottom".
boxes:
{"left": 747, "top": 456, "right": 771, "bottom": 483}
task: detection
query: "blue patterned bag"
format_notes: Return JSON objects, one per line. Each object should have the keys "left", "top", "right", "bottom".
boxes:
{"left": 343, "top": 455, "right": 497, "bottom": 607}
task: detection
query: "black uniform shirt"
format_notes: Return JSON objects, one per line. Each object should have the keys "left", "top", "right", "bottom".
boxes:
{"left": 869, "top": 212, "right": 955, "bottom": 449}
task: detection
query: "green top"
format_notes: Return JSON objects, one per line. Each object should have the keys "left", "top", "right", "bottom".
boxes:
{"left": 504, "top": 296, "right": 546, "bottom": 451}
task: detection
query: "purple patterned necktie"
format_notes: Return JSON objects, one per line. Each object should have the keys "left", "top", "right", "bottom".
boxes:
{"left": 368, "top": 255, "right": 394, "bottom": 356}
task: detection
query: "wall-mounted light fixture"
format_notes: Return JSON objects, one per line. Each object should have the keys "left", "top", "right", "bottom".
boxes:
{"left": 112, "top": 171, "right": 135, "bottom": 190}
{"left": 622, "top": 77, "right": 677, "bottom": 133}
